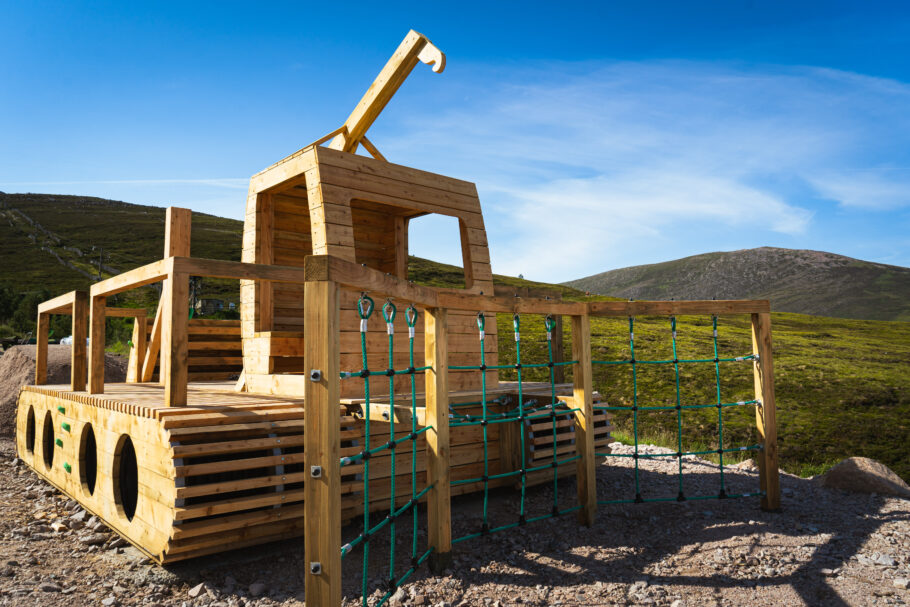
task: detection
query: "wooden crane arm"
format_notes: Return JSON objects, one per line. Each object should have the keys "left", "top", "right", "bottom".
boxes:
{"left": 328, "top": 29, "right": 445, "bottom": 155}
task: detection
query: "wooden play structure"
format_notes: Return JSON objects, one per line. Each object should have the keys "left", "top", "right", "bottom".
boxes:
{"left": 16, "top": 31, "right": 779, "bottom": 606}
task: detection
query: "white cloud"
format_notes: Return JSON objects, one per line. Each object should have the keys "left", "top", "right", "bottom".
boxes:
{"left": 377, "top": 60, "right": 910, "bottom": 279}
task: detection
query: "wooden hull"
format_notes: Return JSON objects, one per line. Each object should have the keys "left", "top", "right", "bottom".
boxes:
{"left": 15, "top": 382, "right": 610, "bottom": 563}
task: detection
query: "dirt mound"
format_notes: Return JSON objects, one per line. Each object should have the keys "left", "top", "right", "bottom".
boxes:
{"left": 0, "top": 345, "right": 127, "bottom": 437}
{"left": 816, "top": 457, "right": 910, "bottom": 499}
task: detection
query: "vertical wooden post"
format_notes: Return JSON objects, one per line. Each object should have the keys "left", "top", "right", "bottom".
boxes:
{"left": 751, "top": 312, "right": 780, "bottom": 511}
{"left": 126, "top": 315, "right": 147, "bottom": 383}
{"left": 552, "top": 315, "right": 565, "bottom": 384}
{"left": 303, "top": 280, "right": 341, "bottom": 607}
{"left": 71, "top": 291, "right": 88, "bottom": 391}
{"left": 88, "top": 295, "right": 106, "bottom": 394}
{"left": 141, "top": 302, "right": 163, "bottom": 382}
{"left": 35, "top": 312, "right": 49, "bottom": 385}
{"left": 155, "top": 206, "right": 192, "bottom": 385}
{"left": 425, "top": 307, "right": 452, "bottom": 571}
{"left": 163, "top": 272, "right": 189, "bottom": 407}
{"left": 571, "top": 314, "right": 596, "bottom": 525}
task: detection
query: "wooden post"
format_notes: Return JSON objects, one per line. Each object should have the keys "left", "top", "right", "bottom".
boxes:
{"left": 71, "top": 291, "right": 88, "bottom": 391}
{"left": 87, "top": 295, "right": 106, "bottom": 394}
{"left": 150, "top": 206, "right": 192, "bottom": 385}
{"left": 751, "top": 312, "right": 780, "bottom": 511}
{"left": 303, "top": 280, "right": 341, "bottom": 606}
{"left": 552, "top": 315, "right": 565, "bottom": 384}
{"left": 35, "top": 312, "right": 49, "bottom": 385}
{"left": 141, "top": 301, "right": 163, "bottom": 382}
{"left": 425, "top": 307, "right": 452, "bottom": 571}
{"left": 163, "top": 272, "right": 189, "bottom": 407}
{"left": 126, "top": 315, "right": 147, "bottom": 383}
{"left": 571, "top": 314, "right": 596, "bottom": 525}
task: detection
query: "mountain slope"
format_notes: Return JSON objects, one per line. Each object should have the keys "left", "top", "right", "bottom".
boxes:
{"left": 564, "top": 247, "right": 910, "bottom": 321}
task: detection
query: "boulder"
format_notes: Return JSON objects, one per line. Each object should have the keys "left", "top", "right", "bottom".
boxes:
{"left": 815, "top": 457, "right": 910, "bottom": 499}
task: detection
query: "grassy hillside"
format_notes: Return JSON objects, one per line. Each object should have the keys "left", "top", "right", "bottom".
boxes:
{"left": 564, "top": 247, "right": 910, "bottom": 322}
{"left": 1, "top": 194, "right": 908, "bottom": 481}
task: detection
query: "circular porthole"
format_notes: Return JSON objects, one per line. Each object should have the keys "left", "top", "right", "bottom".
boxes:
{"left": 113, "top": 435, "right": 138, "bottom": 521}
{"left": 24, "top": 406, "right": 36, "bottom": 455}
{"left": 79, "top": 424, "right": 97, "bottom": 495}
{"left": 42, "top": 411, "right": 54, "bottom": 469}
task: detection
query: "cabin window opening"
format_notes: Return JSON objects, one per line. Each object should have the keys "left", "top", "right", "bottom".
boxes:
{"left": 407, "top": 214, "right": 468, "bottom": 289}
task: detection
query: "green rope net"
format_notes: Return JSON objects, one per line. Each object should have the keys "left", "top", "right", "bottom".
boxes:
{"left": 339, "top": 297, "right": 764, "bottom": 606}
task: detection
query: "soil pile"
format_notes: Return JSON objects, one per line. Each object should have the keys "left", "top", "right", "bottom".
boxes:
{"left": 0, "top": 345, "right": 127, "bottom": 437}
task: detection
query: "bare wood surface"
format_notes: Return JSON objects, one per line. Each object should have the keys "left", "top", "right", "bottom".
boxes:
{"left": 425, "top": 307, "right": 452, "bottom": 571}
{"left": 35, "top": 312, "right": 49, "bottom": 385}
{"left": 751, "top": 312, "right": 780, "bottom": 511}
{"left": 163, "top": 273, "right": 189, "bottom": 407}
{"left": 303, "top": 280, "right": 342, "bottom": 606}
{"left": 571, "top": 315, "right": 596, "bottom": 525}
{"left": 71, "top": 291, "right": 88, "bottom": 391}
{"left": 88, "top": 296, "right": 106, "bottom": 394}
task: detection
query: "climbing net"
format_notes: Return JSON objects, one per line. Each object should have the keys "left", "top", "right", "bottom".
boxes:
{"left": 339, "top": 296, "right": 765, "bottom": 606}
{"left": 594, "top": 315, "right": 765, "bottom": 504}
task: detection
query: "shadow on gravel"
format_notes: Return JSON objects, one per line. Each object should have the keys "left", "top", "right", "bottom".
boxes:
{"left": 160, "top": 464, "right": 908, "bottom": 606}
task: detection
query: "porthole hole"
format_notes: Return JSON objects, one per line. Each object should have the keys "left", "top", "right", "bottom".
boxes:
{"left": 113, "top": 435, "right": 138, "bottom": 521}
{"left": 42, "top": 411, "right": 54, "bottom": 469}
{"left": 25, "top": 406, "right": 35, "bottom": 455}
{"left": 79, "top": 424, "right": 97, "bottom": 495}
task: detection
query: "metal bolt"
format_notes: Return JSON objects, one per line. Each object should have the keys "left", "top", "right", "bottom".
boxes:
{"left": 310, "top": 562, "right": 322, "bottom": 575}
{"left": 310, "top": 465, "right": 322, "bottom": 478}
{"left": 309, "top": 369, "right": 322, "bottom": 382}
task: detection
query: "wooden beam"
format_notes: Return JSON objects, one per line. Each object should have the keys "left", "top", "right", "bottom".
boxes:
{"left": 588, "top": 299, "right": 770, "bottom": 317}
{"left": 394, "top": 215, "right": 408, "bottom": 279}
{"left": 106, "top": 307, "right": 148, "bottom": 318}
{"left": 141, "top": 298, "right": 164, "bottom": 383}
{"left": 358, "top": 135, "right": 387, "bottom": 162}
{"left": 163, "top": 272, "right": 189, "bottom": 407}
{"left": 71, "top": 291, "right": 87, "bottom": 392}
{"left": 303, "top": 279, "right": 341, "bottom": 606}
{"left": 751, "top": 312, "right": 780, "bottom": 511}
{"left": 126, "top": 315, "right": 147, "bottom": 383}
{"left": 425, "top": 307, "right": 451, "bottom": 571}
{"left": 571, "top": 314, "right": 596, "bottom": 525}
{"left": 165, "top": 207, "right": 192, "bottom": 257}
{"left": 89, "top": 258, "right": 171, "bottom": 298}
{"left": 87, "top": 295, "right": 106, "bottom": 394}
{"left": 35, "top": 312, "right": 49, "bottom": 385}
{"left": 37, "top": 290, "right": 77, "bottom": 315}
{"left": 328, "top": 29, "right": 445, "bottom": 154}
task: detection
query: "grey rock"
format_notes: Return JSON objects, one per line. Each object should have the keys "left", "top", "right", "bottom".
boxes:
{"left": 894, "top": 578, "right": 909, "bottom": 590}
{"left": 80, "top": 533, "right": 108, "bottom": 545}
{"left": 100, "top": 597, "right": 119, "bottom": 606}
{"left": 39, "top": 582, "right": 61, "bottom": 592}
{"left": 248, "top": 582, "right": 267, "bottom": 597}
{"left": 188, "top": 582, "right": 206, "bottom": 598}
{"left": 873, "top": 553, "right": 897, "bottom": 567}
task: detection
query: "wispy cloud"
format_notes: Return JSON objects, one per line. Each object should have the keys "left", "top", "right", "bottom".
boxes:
{"left": 1, "top": 178, "right": 248, "bottom": 190}
{"left": 381, "top": 60, "right": 910, "bottom": 280}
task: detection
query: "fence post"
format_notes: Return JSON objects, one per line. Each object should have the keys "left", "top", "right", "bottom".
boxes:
{"left": 304, "top": 279, "right": 341, "bottom": 606}
{"left": 88, "top": 295, "right": 106, "bottom": 394}
{"left": 71, "top": 291, "right": 88, "bottom": 391}
{"left": 571, "top": 314, "right": 596, "bottom": 525}
{"left": 35, "top": 311, "right": 49, "bottom": 386}
{"left": 425, "top": 307, "right": 452, "bottom": 571}
{"left": 163, "top": 272, "right": 189, "bottom": 407}
{"left": 751, "top": 312, "right": 780, "bottom": 511}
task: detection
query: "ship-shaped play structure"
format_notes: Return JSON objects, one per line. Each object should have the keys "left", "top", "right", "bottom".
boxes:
{"left": 15, "top": 31, "right": 618, "bottom": 563}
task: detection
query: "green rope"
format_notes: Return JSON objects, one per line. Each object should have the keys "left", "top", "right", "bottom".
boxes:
{"left": 713, "top": 315, "right": 727, "bottom": 497}
{"left": 629, "top": 316, "right": 641, "bottom": 501}
{"left": 478, "top": 312, "right": 490, "bottom": 532}
{"left": 671, "top": 316, "right": 684, "bottom": 500}
{"left": 406, "top": 304, "right": 419, "bottom": 566}
{"left": 357, "top": 293, "right": 373, "bottom": 603}
{"left": 382, "top": 300, "right": 397, "bottom": 588}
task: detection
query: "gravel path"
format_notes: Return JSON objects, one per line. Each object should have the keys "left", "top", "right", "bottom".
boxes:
{"left": 0, "top": 437, "right": 907, "bottom": 607}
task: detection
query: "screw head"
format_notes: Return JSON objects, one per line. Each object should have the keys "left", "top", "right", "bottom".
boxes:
{"left": 310, "top": 562, "right": 322, "bottom": 575}
{"left": 310, "top": 465, "right": 323, "bottom": 478}
{"left": 309, "top": 369, "right": 322, "bottom": 382}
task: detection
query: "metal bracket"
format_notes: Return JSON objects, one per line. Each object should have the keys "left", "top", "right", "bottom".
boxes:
{"left": 309, "top": 369, "right": 322, "bottom": 382}
{"left": 310, "top": 465, "right": 323, "bottom": 478}
{"left": 310, "top": 562, "right": 322, "bottom": 575}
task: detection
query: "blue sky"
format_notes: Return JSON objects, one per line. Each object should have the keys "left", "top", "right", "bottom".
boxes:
{"left": 2, "top": 1, "right": 909, "bottom": 282}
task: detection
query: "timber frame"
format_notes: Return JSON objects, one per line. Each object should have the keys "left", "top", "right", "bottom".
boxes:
{"left": 16, "top": 29, "right": 780, "bottom": 605}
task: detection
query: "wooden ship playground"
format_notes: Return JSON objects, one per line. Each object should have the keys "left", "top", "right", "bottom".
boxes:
{"left": 13, "top": 31, "right": 779, "bottom": 606}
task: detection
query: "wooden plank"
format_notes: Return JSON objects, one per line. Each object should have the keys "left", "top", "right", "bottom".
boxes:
{"left": 126, "top": 316, "right": 147, "bottom": 383}
{"left": 163, "top": 272, "right": 189, "bottom": 407}
{"left": 327, "top": 29, "right": 444, "bottom": 154}
{"left": 71, "top": 291, "right": 87, "bottom": 391}
{"left": 165, "top": 207, "right": 192, "bottom": 257}
{"left": 90, "top": 258, "right": 171, "bottom": 298}
{"left": 552, "top": 315, "right": 565, "bottom": 383}
{"left": 424, "top": 307, "right": 451, "bottom": 571}
{"left": 141, "top": 296, "right": 164, "bottom": 383}
{"left": 35, "top": 312, "right": 49, "bottom": 385}
{"left": 88, "top": 296, "right": 106, "bottom": 394}
{"left": 588, "top": 299, "right": 771, "bottom": 317}
{"left": 571, "top": 314, "right": 596, "bottom": 525}
{"left": 751, "top": 312, "right": 780, "bottom": 511}
{"left": 303, "top": 279, "right": 341, "bottom": 607}
{"left": 37, "top": 290, "right": 77, "bottom": 315}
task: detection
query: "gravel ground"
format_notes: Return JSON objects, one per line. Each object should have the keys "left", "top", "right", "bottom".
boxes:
{"left": 0, "top": 437, "right": 907, "bottom": 607}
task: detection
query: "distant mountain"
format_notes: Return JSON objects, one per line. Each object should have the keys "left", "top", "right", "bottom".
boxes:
{"left": 564, "top": 247, "right": 910, "bottom": 321}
